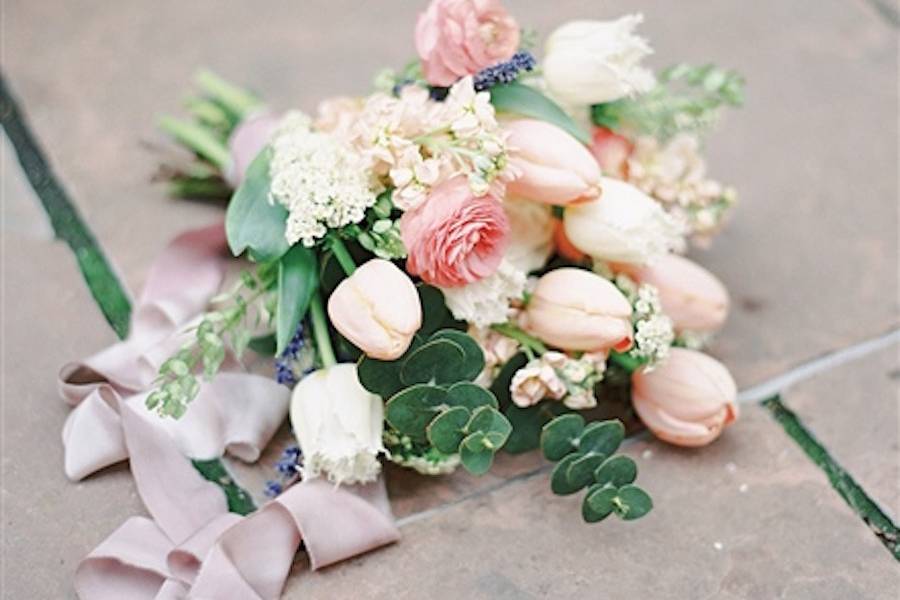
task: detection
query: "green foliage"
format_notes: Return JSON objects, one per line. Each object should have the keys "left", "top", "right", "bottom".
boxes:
{"left": 540, "top": 414, "right": 653, "bottom": 524}
{"left": 351, "top": 190, "right": 407, "bottom": 260}
{"left": 503, "top": 401, "right": 565, "bottom": 454}
{"left": 275, "top": 245, "right": 318, "bottom": 355}
{"left": 225, "top": 148, "right": 290, "bottom": 262}
{"left": 489, "top": 81, "right": 591, "bottom": 144}
{"left": 592, "top": 62, "right": 745, "bottom": 141}
{"left": 360, "top": 327, "right": 510, "bottom": 475}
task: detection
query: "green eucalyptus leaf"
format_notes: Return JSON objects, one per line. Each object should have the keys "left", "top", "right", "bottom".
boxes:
{"left": 357, "top": 336, "right": 423, "bottom": 399}
{"left": 541, "top": 414, "right": 585, "bottom": 461}
{"left": 426, "top": 406, "right": 471, "bottom": 454}
{"left": 489, "top": 82, "right": 591, "bottom": 144}
{"left": 248, "top": 333, "right": 277, "bottom": 356}
{"left": 400, "top": 338, "right": 466, "bottom": 385}
{"left": 490, "top": 352, "right": 528, "bottom": 406}
{"left": 614, "top": 485, "right": 653, "bottom": 521}
{"left": 503, "top": 403, "right": 546, "bottom": 454}
{"left": 417, "top": 285, "right": 462, "bottom": 336}
{"left": 459, "top": 432, "right": 495, "bottom": 475}
{"left": 225, "top": 148, "right": 290, "bottom": 261}
{"left": 579, "top": 420, "right": 625, "bottom": 457}
{"left": 446, "top": 381, "right": 497, "bottom": 411}
{"left": 429, "top": 329, "right": 485, "bottom": 382}
{"left": 566, "top": 452, "right": 607, "bottom": 490}
{"left": 467, "top": 406, "right": 512, "bottom": 450}
{"left": 384, "top": 384, "right": 448, "bottom": 441}
{"left": 275, "top": 245, "right": 317, "bottom": 355}
{"left": 583, "top": 484, "right": 618, "bottom": 523}
{"left": 550, "top": 453, "right": 583, "bottom": 496}
{"left": 594, "top": 455, "right": 638, "bottom": 488}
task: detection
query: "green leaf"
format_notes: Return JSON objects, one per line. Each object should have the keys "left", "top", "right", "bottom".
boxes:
{"left": 467, "top": 406, "right": 512, "bottom": 450}
{"left": 429, "top": 329, "right": 485, "bottom": 382}
{"left": 594, "top": 455, "right": 637, "bottom": 488}
{"left": 275, "top": 245, "right": 317, "bottom": 355}
{"left": 550, "top": 453, "right": 583, "bottom": 496}
{"left": 357, "top": 336, "right": 422, "bottom": 399}
{"left": 566, "top": 452, "right": 607, "bottom": 490}
{"left": 583, "top": 484, "right": 618, "bottom": 523}
{"left": 503, "top": 402, "right": 553, "bottom": 454}
{"left": 384, "top": 384, "right": 447, "bottom": 441}
{"left": 613, "top": 485, "right": 653, "bottom": 521}
{"left": 225, "top": 148, "right": 290, "bottom": 261}
{"left": 446, "top": 381, "right": 497, "bottom": 411}
{"left": 541, "top": 414, "right": 585, "bottom": 461}
{"left": 490, "top": 352, "right": 528, "bottom": 405}
{"left": 400, "top": 338, "right": 466, "bottom": 385}
{"left": 426, "top": 406, "right": 471, "bottom": 454}
{"left": 489, "top": 82, "right": 590, "bottom": 144}
{"left": 247, "top": 333, "right": 277, "bottom": 356}
{"left": 579, "top": 420, "right": 625, "bottom": 457}
{"left": 417, "top": 285, "right": 461, "bottom": 336}
{"left": 459, "top": 432, "right": 495, "bottom": 475}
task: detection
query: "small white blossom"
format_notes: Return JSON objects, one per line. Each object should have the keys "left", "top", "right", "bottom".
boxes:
{"left": 440, "top": 260, "right": 526, "bottom": 328}
{"left": 617, "top": 280, "right": 675, "bottom": 368}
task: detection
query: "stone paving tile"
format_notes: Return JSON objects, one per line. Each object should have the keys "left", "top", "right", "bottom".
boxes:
{"left": 785, "top": 345, "right": 900, "bottom": 520}
{"left": 1, "top": 131, "right": 53, "bottom": 240}
{"left": 1, "top": 235, "right": 144, "bottom": 600}
{"left": 285, "top": 405, "right": 899, "bottom": 599}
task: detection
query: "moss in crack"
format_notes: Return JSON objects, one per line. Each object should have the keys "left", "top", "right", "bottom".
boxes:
{"left": 763, "top": 395, "right": 899, "bottom": 560}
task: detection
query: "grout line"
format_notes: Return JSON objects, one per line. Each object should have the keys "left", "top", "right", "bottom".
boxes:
{"left": 737, "top": 328, "right": 900, "bottom": 404}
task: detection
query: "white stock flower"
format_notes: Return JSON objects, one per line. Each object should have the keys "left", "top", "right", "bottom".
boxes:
{"left": 269, "top": 111, "right": 376, "bottom": 247}
{"left": 440, "top": 259, "right": 526, "bottom": 327}
{"left": 504, "top": 197, "right": 554, "bottom": 274}
{"left": 543, "top": 14, "right": 656, "bottom": 106}
{"left": 564, "top": 177, "right": 686, "bottom": 265}
{"left": 289, "top": 364, "right": 385, "bottom": 485}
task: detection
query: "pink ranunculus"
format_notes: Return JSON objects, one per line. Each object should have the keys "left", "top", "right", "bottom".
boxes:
{"left": 590, "top": 127, "right": 633, "bottom": 179}
{"left": 400, "top": 176, "right": 509, "bottom": 287}
{"left": 415, "top": 0, "right": 520, "bottom": 87}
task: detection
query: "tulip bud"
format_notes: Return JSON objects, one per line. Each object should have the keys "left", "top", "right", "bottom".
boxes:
{"left": 563, "top": 177, "right": 685, "bottom": 264}
{"left": 632, "top": 348, "right": 738, "bottom": 447}
{"left": 505, "top": 119, "right": 601, "bottom": 206}
{"left": 328, "top": 259, "right": 422, "bottom": 360}
{"left": 290, "top": 364, "right": 386, "bottom": 484}
{"left": 523, "top": 267, "right": 633, "bottom": 352}
{"left": 621, "top": 254, "right": 729, "bottom": 333}
{"left": 543, "top": 15, "right": 655, "bottom": 106}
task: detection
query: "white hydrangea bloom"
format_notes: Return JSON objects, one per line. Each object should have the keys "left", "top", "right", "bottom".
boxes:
{"left": 440, "top": 260, "right": 526, "bottom": 327}
{"left": 269, "top": 111, "right": 376, "bottom": 247}
{"left": 627, "top": 283, "right": 675, "bottom": 368}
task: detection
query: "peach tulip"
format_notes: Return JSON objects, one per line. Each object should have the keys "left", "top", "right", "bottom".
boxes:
{"left": 620, "top": 254, "right": 729, "bottom": 333}
{"left": 590, "top": 127, "right": 632, "bottom": 179}
{"left": 632, "top": 347, "right": 738, "bottom": 447}
{"left": 505, "top": 119, "right": 602, "bottom": 206}
{"left": 327, "top": 259, "right": 422, "bottom": 360}
{"left": 522, "top": 267, "right": 633, "bottom": 352}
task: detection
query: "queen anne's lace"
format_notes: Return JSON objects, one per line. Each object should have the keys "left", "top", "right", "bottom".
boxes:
{"left": 616, "top": 275, "right": 675, "bottom": 368}
{"left": 269, "top": 111, "right": 377, "bottom": 247}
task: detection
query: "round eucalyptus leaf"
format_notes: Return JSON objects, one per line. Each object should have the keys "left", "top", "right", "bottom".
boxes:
{"left": 459, "top": 432, "right": 495, "bottom": 475}
{"left": 468, "top": 406, "right": 512, "bottom": 450}
{"left": 426, "top": 406, "right": 471, "bottom": 454}
{"left": 550, "top": 453, "right": 584, "bottom": 496}
{"left": 593, "top": 455, "right": 637, "bottom": 488}
{"left": 384, "top": 384, "right": 448, "bottom": 442}
{"left": 357, "top": 335, "right": 422, "bottom": 399}
{"left": 541, "top": 414, "right": 585, "bottom": 461}
{"left": 583, "top": 484, "right": 618, "bottom": 523}
{"left": 614, "top": 485, "right": 653, "bottom": 521}
{"left": 446, "top": 381, "right": 498, "bottom": 411}
{"left": 400, "top": 338, "right": 466, "bottom": 385}
{"left": 566, "top": 452, "right": 607, "bottom": 490}
{"left": 579, "top": 420, "right": 625, "bottom": 457}
{"left": 417, "top": 285, "right": 457, "bottom": 336}
{"left": 430, "top": 329, "right": 485, "bottom": 382}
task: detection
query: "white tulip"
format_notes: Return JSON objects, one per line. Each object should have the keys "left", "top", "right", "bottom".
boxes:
{"left": 564, "top": 177, "right": 686, "bottom": 264}
{"left": 543, "top": 15, "right": 656, "bottom": 106}
{"left": 290, "top": 363, "right": 385, "bottom": 485}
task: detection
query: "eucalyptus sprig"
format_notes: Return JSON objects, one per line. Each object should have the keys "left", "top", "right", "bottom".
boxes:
{"left": 146, "top": 264, "right": 276, "bottom": 418}
{"left": 541, "top": 414, "right": 652, "bottom": 523}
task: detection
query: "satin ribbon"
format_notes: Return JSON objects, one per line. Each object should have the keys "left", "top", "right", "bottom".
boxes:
{"left": 224, "top": 111, "right": 281, "bottom": 188}
{"left": 60, "top": 223, "right": 399, "bottom": 599}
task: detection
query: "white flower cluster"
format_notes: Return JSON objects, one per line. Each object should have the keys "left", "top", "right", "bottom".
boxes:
{"left": 510, "top": 351, "right": 607, "bottom": 410}
{"left": 616, "top": 274, "right": 674, "bottom": 368}
{"left": 269, "top": 111, "right": 377, "bottom": 247}
{"left": 440, "top": 259, "right": 526, "bottom": 327}
{"left": 349, "top": 77, "right": 514, "bottom": 210}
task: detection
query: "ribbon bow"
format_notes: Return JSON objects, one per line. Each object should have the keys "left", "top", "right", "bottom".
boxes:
{"left": 60, "top": 223, "right": 399, "bottom": 599}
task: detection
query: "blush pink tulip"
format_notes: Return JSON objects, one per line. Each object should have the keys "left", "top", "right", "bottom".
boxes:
{"left": 523, "top": 267, "right": 633, "bottom": 352}
{"left": 590, "top": 127, "right": 633, "bottom": 179}
{"left": 415, "top": 0, "right": 520, "bottom": 87}
{"left": 620, "top": 254, "right": 729, "bottom": 333}
{"left": 400, "top": 176, "right": 509, "bottom": 287}
{"left": 505, "top": 119, "right": 602, "bottom": 206}
{"left": 327, "top": 259, "right": 422, "bottom": 360}
{"left": 632, "top": 347, "right": 738, "bottom": 447}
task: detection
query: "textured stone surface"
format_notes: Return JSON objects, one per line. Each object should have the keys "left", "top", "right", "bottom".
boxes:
{"left": 786, "top": 345, "right": 900, "bottom": 520}
{"left": 1, "top": 131, "right": 53, "bottom": 240}
{"left": 284, "top": 405, "right": 899, "bottom": 599}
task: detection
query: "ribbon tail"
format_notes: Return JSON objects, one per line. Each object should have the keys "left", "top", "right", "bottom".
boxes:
{"left": 61, "top": 386, "right": 129, "bottom": 481}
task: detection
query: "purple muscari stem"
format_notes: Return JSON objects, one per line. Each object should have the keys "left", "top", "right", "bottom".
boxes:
{"left": 473, "top": 51, "right": 537, "bottom": 91}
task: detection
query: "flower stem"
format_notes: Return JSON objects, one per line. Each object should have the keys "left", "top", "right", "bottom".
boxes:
{"left": 329, "top": 235, "right": 357, "bottom": 276}
{"left": 194, "top": 69, "right": 262, "bottom": 120}
{"left": 158, "top": 116, "right": 230, "bottom": 170}
{"left": 608, "top": 350, "right": 644, "bottom": 374}
{"left": 309, "top": 292, "right": 337, "bottom": 368}
{"left": 491, "top": 322, "right": 549, "bottom": 355}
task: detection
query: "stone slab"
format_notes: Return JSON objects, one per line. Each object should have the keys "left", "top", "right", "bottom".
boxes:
{"left": 1, "top": 131, "right": 54, "bottom": 240}
{"left": 284, "top": 405, "right": 899, "bottom": 599}
{"left": 785, "top": 344, "right": 900, "bottom": 520}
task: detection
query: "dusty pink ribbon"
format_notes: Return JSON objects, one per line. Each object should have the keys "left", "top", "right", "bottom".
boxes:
{"left": 60, "top": 223, "right": 399, "bottom": 599}
{"left": 224, "top": 111, "right": 281, "bottom": 188}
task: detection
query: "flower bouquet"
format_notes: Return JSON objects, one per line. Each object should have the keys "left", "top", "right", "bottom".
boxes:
{"left": 61, "top": 1, "right": 745, "bottom": 597}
